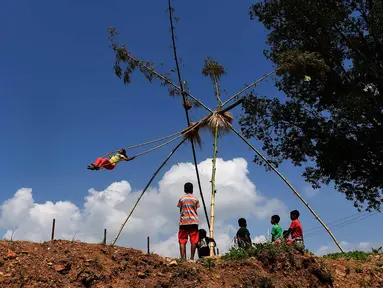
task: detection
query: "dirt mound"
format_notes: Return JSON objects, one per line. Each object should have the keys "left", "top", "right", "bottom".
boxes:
{"left": 0, "top": 240, "right": 382, "bottom": 287}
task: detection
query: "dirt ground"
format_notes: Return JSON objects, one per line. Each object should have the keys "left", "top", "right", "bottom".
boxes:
{"left": 0, "top": 240, "right": 382, "bottom": 287}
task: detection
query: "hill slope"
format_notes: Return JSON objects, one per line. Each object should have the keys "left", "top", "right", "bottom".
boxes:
{"left": 0, "top": 240, "right": 382, "bottom": 287}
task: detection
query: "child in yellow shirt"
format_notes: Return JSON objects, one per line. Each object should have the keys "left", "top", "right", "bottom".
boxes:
{"left": 88, "top": 149, "right": 135, "bottom": 170}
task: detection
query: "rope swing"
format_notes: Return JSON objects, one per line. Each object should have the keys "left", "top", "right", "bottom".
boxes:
{"left": 101, "top": 123, "right": 198, "bottom": 160}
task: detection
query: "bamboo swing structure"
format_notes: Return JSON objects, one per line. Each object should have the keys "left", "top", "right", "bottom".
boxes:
{"left": 108, "top": 0, "right": 344, "bottom": 253}
{"left": 112, "top": 138, "right": 187, "bottom": 245}
{"left": 167, "top": 0, "right": 210, "bottom": 230}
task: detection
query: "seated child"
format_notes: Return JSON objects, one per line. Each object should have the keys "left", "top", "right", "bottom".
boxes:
{"left": 283, "top": 210, "right": 304, "bottom": 252}
{"left": 270, "top": 215, "right": 283, "bottom": 243}
{"left": 236, "top": 218, "right": 252, "bottom": 248}
{"left": 88, "top": 148, "right": 135, "bottom": 170}
{"left": 196, "top": 229, "right": 216, "bottom": 258}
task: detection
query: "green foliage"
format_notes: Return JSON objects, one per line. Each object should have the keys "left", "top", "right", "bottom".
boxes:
{"left": 323, "top": 250, "right": 372, "bottom": 262}
{"left": 107, "top": 26, "right": 198, "bottom": 105}
{"left": 241, "top": 0, "right": 383, "bottom": 211}
{"left": 197, "top": 257, "right": 216, "bottom": 270}
{"left": 222, "top": 242, "right": 292, "bottom": 261}
{"left": 355, "top": 266, "right": 363, "bottom": 273}
{"left": 221, "top": 246, "right": 249, "bottom": 261}
{"left": 108, "top": 27, "right": 156, "bottom": 85}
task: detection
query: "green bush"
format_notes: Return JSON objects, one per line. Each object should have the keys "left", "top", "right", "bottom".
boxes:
{"left": 323, "top": 250, "right": 372, "bottom": 262}
{"left": 222, "top": 242, "right": 293, "bottom": 261}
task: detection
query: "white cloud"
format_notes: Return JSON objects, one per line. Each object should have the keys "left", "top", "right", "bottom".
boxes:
{"left": 0, "top": 158, "right": 286, "bottom": 257}
{"left": 303, "top": 186, "right": 319, "bottom": 198}
{"left": 253, "top": 235, "right": 268, "bottom": 244}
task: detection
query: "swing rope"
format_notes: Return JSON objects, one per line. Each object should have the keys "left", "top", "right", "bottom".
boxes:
{"left": 131, "top": 133, "right": 184, "bottom": 158}
{"left": 97, "top": 122, "right": 202, "bottom": 169}
{"left": 102, "top": 123, "right": 197, "bottom": 158}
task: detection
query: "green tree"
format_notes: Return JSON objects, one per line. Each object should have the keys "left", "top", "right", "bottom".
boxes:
{"left": 240, "top": 0, "right": 383, "bottom": 211}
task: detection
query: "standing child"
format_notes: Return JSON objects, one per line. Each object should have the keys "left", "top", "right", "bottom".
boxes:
{"left": 270, "top": 215, "right": 283, "bottom": 243}
{"left": 177, "top": 182, "right": 200, "bottom": 261}
{"left": 196, "top": 229, "right": 216, "bottom": 259}
{"left": 283, "top": 210, "right": 304, "bottom": 252}
{"left": 236, "top": 218, "right": 252, "bottom": 248}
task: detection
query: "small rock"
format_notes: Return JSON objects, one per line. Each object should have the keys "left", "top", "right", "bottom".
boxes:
{"left": 54, "top": 264, "right": 65, "bottom": 272}
{"left": 54, "top": 263, "right": 71, "bottom": 274}
{"left": 137, "top": 272, "right": 147, "bottom": 279}
{"left": 47, "top": 262, "right": 53, "bottom": 266}
{"left": 6, "top": 250, "right": 16, "bottom": 259}
{"left": 0, "top": 272, "right": 3, "bottom": 276}
{"left": 168, "top": 260, "right": 178, "bottom": 267}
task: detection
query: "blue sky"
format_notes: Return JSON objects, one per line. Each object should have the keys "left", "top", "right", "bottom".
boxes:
{"left": 0, "top": 0, "right": 381, "bottom": 255}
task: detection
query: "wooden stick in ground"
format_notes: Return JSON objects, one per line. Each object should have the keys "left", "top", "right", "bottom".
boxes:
{"left": 221, "top": 71, "right": 275, "bottom": 107}
{"left": 112, "top": 138, "right": 187, "bottom": 246}
{"left": 167, "top": 0, "right": 210, "bottom": 230}
{"left": 230, "top": 127, "right": 344, "bottom": 252}
{"left": 51, "top": 219, "right": 55, "bottom": 241}
{"left": 209, "top": 122, "right": 219, "bottom": 256}
{"left": 147, "top": 236, "right": 150, "bottom": 255}
{"left": 103, "top": 229, "right": 107, "bottom": 245}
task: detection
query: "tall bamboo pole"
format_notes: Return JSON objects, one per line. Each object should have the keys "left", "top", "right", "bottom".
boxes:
{"left": 209, "top": 76, "right": 222, "bottom": 256}
{"left": 112, "top": 138, "right": 187, "bottom": 245}
{"left": 167, "top": 0, "right": 210, "bottom": 229}
{"left": 230, "top": 127, "right": 344, "bottom": 252}
{"left": 209, "top": 122, "right": 219, "bottom": 256}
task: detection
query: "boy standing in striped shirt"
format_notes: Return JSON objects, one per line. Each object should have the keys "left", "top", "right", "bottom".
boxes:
{"left": 177, "top": 182, "right": 200, "bottom": 261}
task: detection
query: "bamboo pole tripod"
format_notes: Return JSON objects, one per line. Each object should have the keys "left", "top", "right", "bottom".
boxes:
{"left": 110, "top": 0, "right": 344, "bottom": 253}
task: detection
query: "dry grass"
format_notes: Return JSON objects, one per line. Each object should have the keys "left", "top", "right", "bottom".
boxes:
{"left": 201, "top": 111, "right": 234, "bottom": 134}
{"left": 182, "top": 122, "right": 202, "bottom": 148}
{"left": 181, "top": 110, "right": 233, "bottom": 146}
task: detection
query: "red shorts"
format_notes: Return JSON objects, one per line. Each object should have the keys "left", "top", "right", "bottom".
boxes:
{"left": 178, "top": 229, "right": 199, "bottom": 245}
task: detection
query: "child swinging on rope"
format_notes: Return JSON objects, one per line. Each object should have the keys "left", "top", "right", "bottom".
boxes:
{"left": 87, "top": 148, "right": 135, "bottom": 171}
